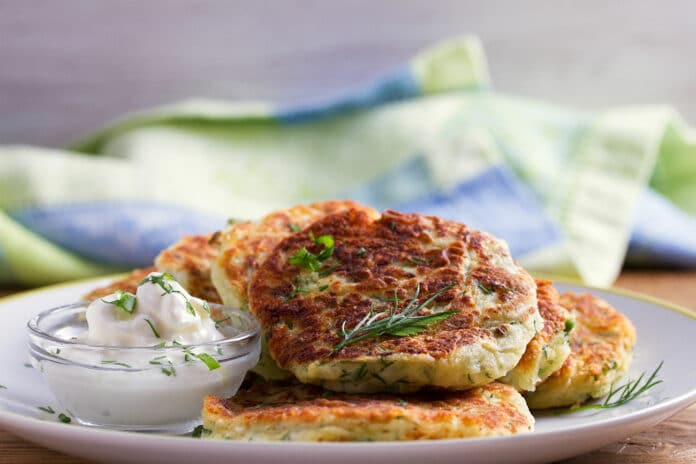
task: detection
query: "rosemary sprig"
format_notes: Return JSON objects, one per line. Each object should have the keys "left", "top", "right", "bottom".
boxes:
{"left": 333, "top": 284, "right": 457, "bottom": 353}
{"left": 556, "top": 361, "right": 664, "bottom": 414}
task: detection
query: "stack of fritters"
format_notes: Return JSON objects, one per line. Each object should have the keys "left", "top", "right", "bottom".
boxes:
{"left": 85, "top": 200, "right": 636, "bottom": 442}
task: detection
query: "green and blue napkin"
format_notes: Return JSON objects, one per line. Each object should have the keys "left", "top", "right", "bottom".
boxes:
{"left": 2, "top": 36, "right": 696, "bottom": 287}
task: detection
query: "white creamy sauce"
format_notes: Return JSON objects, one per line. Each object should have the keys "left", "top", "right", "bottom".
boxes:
{"left": 83, "top": 274, "right": 224, "bottom": 346}
{"left": 40, "top": 272, "right": 259, "bottom": 429}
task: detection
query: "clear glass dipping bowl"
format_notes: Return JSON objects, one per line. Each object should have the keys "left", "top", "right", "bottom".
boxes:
{"left": 27, "top": 301, "right": 261, "bottom": 433}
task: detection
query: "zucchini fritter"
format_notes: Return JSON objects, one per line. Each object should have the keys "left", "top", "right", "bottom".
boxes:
{"left": 524, "top": 292, "right": 636, "bottom": 409}
{"left": 249, "top": 209, "right": 542, "bottom": 393}
{"left": 500, "top": 279, "right": 572, "bottom": 392}
{"left": 203, "top": 380, "right": 534, "bottom": 441}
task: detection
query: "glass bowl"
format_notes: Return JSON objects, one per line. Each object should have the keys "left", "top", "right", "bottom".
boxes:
{"left": 27, "top": 301, "right": 260, "bottom": 433}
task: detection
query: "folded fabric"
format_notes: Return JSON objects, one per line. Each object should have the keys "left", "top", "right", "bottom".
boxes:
{"left": 1, "top": 35, "right": 695, "bottom": 287}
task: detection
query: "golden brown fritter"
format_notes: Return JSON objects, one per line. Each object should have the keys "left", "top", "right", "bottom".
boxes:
{"left": 524, "top": 292, "right": 636, "bottom": 409}
{"left": 500, "top": 279, "right": 572, "bottom": 391}
{"left": 212, "top": 200, "right": 379, "bottom": 311}
{"left": 202, "top": 380, "right": 534, "bottom": 441}
{"left": 155, "top": 233, "right": 222, "bottom": 303}
{"left": 211, "top": 200, "right": 379, "bottom": 379}
{"left": 248, "top": 208, "right": 541, "bottom": 393}
{"left": 83, "top": 233, "right": 222, "bottom": 303}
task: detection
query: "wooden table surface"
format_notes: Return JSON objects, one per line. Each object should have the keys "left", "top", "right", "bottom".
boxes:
{"left": 0, "top": 270, "right": 694, "bottom": 463}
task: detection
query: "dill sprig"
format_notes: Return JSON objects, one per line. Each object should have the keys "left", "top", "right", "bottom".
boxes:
{"left": 139, "top": 273, "right": 198, "bottom": 317}
{"left": 556, "top": 361, "right": 664, "bottom": 414}
{"left": 333, "top": 284, "right": 457, "bottom": 353}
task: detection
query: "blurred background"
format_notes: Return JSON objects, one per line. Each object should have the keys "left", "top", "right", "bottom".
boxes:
{"left": 2, "top": 0, "right": 695, "bottom": 145}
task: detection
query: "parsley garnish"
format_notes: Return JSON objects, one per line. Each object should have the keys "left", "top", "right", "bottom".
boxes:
{"left": 333, "top": 284, "right": 457, "bottom": 352}
{"left": 139, "top": 273, "right": 198, "bottom": 317}
{"left": 100, "top": 290, "right": 137, "bottom": 314}
{"left": 477, "top": 283, "right": 495, "bottom": 295}
{"left": 144, "top": 319, "right": 161, "bottom": 338}
{"left": 100, "top": 360, "right": 132, "bottom": 368}
{"left": 564, "top": 319, "right": 575, "bottom": 335}
{"left": 58, "top": 413, "right": 71, "bottom": 423}
{"left": 288, "top": 234, "right": 334, "bottom": 271}
{"left": 192, "top": 425, "right": 211, "bottom": 438}
{"left": 556, "top": 362, "right": 664, "bottom": 414}
{"left": 407, "top": 256, "right": 429, "bottom": 266}
{"left": 193, "top": 353, "right": 220, "bottom": 371}
{"left": 38, "top": 406, "right": 55, "bottom": 414}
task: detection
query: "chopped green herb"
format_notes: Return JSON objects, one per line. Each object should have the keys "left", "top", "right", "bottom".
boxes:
{"left": 227, "top": 217, "right": 238, "bottom": 225}
{"left": 139, "top": 272, "right": 198, "bottom": 317}
{"left": 370, "top": 372, "right": 387, "bottom": 384}
{"left": 144, "top": 319, "right": 161, "bottom": 338}
{"left": 407, "top": 256, "right": 429, "bottom": 266}
{"left": 195, "top": 353, "right": 221, "bottom": 371}
{"left": 23, "top": 363, "right": 33, "bottom": 368}
{"left": 288, "top": 223, "right": 302, "bottom": 232}
{"left": 396, "top": 399, "right": 409, "bottom": 407}
{"left": 100, "top": 290, "right": 137, "bottom": 314}
{"left": 288, "top": 247, "right": 321, "bottom": 271}
{"left": 161, "top": 365, "right": 176, "bottom": 377}
{"left": 321, "top": 390, "right": 335, "bottom": 398}
{"left": 192, "top": 425, "right": 211, "bottom": 438}
{"left": 564, "top": 319, "right": 575, "bottom": 335}
{"left": 333, "top": 284, "right": 457, "bottom": 352}
{"left": 357, "top": 247, "right": 367, "bottom": 257}
{"left": 208, "top": 230, "right": 221, "bottom": 245}
{"left": 100, "top": 360, "right": 132, "bottom": 368}
{"left": 317, "top": 263, "right": 341, "bottom": 277}
{"left": 556, "top": 362, "right": 664, "bottom": 414}
{"left": 318, "top": 284, "right": 329, "bottom": 292}
{"left": 477, "top": 283, "right": 494, "bottom": 295}
{"left": 0, "top": 384, "right": 6, "bottom": 390}
{"left": 353, "top": 363, "right": 368, "bottom": 381}
{"left": 58, "top": 413, "right": 71, "bottom": 423}
{"left": 288, "top": 234, "right": 335, "bottom": 271}
{"left": 38, "top": 406, "right": 55, "bottom": 414}
{"left": 152, "top": 341, "right": 167, "bottom": 349}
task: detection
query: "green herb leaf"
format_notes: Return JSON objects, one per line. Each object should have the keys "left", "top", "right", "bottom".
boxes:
{"left": 357, "top": 247, "right": 367, "bottom": 257}
{"left": 100, "top": 290, "right": 137, "bottom": 314}
{"left": 407, "top": 256, "right": 429, "bottom": 266}
{"left": 208, "top": 230, "right": 221, "bottom": 245}
{"left": 288, "top": 223, "right": 302, "bottom": 232}
{"left": 195, "top": 353, "right": 221, "bottom": 371}
{"left": 333, "top": 284, "right": 456, "bottom": 352}
{"left": 38, "top": 406, "right": 55, "bottom": 414}
{"left": 58, "top": 413, "right": 71, "bottom": 423}
{"left": 161, "top": 365, "right": 176, "bottom": 376}
{"left": 556, "top": 362, "right": 664, "bottom": 414}
{"left": 139, "top": 272, "right": 199, "bottom": 318}
{"left": 288, "top": 247, "right": 321, "bottom": 271}
{"left": 144, "top": 319, "right": 161, "bottom": 338}
{"left": 564, "top": 319, "right": 575, "bottom": 335}
{"left": 477, "top": 283, "right": 494, "bottom": 295}
{"left": 192, "top": 425, "right": 211, "bottom": 438}
{"left": 100, "top": 360, "right": 132, "bottom": 368}
{"left": 288, "top": 235, "right": 335, "bottom": 271}
{"left": 318, "top": 284, "right": 329, "bottom": 292}
{"left": 0, "top": 385, "right": 6, "bottom": 390}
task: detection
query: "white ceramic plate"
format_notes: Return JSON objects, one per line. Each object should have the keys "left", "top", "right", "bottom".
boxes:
{"left": 1, "top": 277, "right": 695, "bottom": 464}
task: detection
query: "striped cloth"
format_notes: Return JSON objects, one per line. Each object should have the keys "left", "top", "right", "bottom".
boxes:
{"left": 2, "top": 36, "right": 696, "bottom": 287}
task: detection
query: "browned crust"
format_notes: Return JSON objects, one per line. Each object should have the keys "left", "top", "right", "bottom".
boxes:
{"left": 552, "top": 292, "right": 636, "bottom": 380}
{"left": 155, "top": 233, "right": 222, "bottom": 303}
{"left": 203, "top": 381, "right": 533, "bottom": 439}
{"left": 248, "top": 208, "right": 536, "bottom": 367}
{"left": 512, "top": 279, "right": 566, "bottom": 372}
{"left": 217, "top": 200, "right": 379, "bottom": 308}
